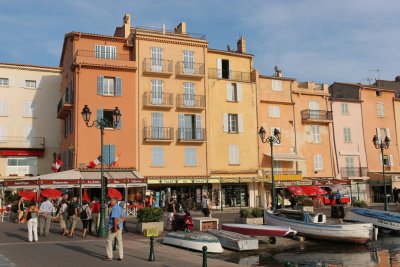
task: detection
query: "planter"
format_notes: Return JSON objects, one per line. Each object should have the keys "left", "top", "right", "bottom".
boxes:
{"left": 235, "top": 217, "right": 264, "bottom": 225}
{"left": 294, "top": 206, "right": 314, "bottom": 213}
{"left": 136, "top": 221, "right": 164, "bottom": 235}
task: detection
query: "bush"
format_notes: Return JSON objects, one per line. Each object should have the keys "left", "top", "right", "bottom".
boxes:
{"left": 137, "top": 208, "right": 164, "bottom": 223}
{"left": 352, "top": 200, "right": 368, "bottom": 208}
{"left": 240, "top": 208, "right": 250, "bottom": 218}
{"left": 252, "top": 207, "right": 263, "bottom": 218}
{"left": 302, "top": 198, "right": 314, "bottom": 207}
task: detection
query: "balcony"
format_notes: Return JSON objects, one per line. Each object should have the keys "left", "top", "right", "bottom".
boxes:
{"left": 265, "top": 171, "right": 303, "bottom": 181}
{"left": 301, "top": 110, "right": 333, "bottom": 124}
{"left": 0, "top": 136, "right": 45, "bottom": 149}
{"left": 143, "top": 127, "right": 174, "bottom": 142}
{"left": 176, "top": 94, "right": 205, "bottom": 110}
{"left": 208, "top": 68, "right": 253, "bottom": 83}
{"left": 177, "top": 128, "right": 206, "bottom": 142}
{"left": 341, "top": 167, "right": 368, "bottom": 178}
{"left": 175, "top": 62, "right": 205, "bottom": 79}
{"left": 57, "top": 92, "right": 74, "bottom": 119}
{"left": 74, "top": 50, "right": 135, "bottom": 69}
{"left": 142, "top": 58, "right": 173, "bottom": 76}
{"left": 143, "top": 92, "right": 174, "bottom": 109}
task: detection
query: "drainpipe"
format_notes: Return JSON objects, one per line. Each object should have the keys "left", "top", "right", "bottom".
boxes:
{"left": 327, "top": 97, "right": 337, "bottom": 179}
{"left": 289, "top": 81, "right": 298, "bottom": 172}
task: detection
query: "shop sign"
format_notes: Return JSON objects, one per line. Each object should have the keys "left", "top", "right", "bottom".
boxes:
{"left": 40, "top": 179, "right": 79, "bottom": 185}
{"left": 109, "top": 178, "right": 146, "bottom": 184}
{"left": 5, "top": 180, "right": 38, "bottom": 187}
{"left": 83, "top": 179, "right": 101, "bottom": 184}
{"left": 161, "top": 179, "right": 177, "bottom": 184}
{"left": 177, "top": 179, "right": 194, "bottom": 184}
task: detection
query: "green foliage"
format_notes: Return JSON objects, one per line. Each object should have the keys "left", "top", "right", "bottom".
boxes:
{"left": 302, "top": 198, "right": 314, "bottom": 207}
{"left": 352, "top": 200, "right": 368, "bottom": 208}
{"left": 11, "top": 203, "right": 19, "bottom": 212}
{"left": 252, "top": 207, "right": 263, "bottom": 218}
{"left": 5, "top": 191, "right": 19, "bottom": 203}
{"left": 240, "top": 208, "right": 250, "bottom": 218}
{"left": 137, "top": 208, "right": 164, "bottom": 223}
{"left": 295, "top": 195, "right": 306, "bottom": 206}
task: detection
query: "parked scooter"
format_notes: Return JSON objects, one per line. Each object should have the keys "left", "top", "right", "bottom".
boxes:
{"left": 172, "top": 209, "right": 193, "bottom": 232}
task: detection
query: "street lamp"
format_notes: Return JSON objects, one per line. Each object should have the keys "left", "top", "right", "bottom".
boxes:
{"left": 372, "top": 134, "right": 391, "bottom": 211}
{"left": 81, "top": 105, "right": 121, "bottom": 237}
{"left": 258, "top": 127, "right": 281, "bottom": 210}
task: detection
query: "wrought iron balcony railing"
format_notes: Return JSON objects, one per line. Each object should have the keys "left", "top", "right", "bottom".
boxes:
{"left": 175, "top": 62, "right": 205, "bottom": 77}
{"left": 176, "top": 94, "right": 205, "bottom": 109}
{"left": 143, "top": 127, "right": 174, "bottom": 141}
{"left": 57, "top": 90, "right": 74, "bottom": 118}
{"left": 142, "top": 58, "right": 173, "bottom": 74}
{"left": 177, "top": 128, "right": 206, "bottom": 141}
{"left": 208, "top": 68, "right": 253, "bottom": 82}
{"left": 0, "top": 136, "right": 45, "bottom": 149}
{"left": 143, "top": 92, "right": 174, "bottom": 108}
{"left": 340, "top": 167, "right": 368, "bottom": 178}
{"left": 75, "top": 50, "right": 130, "bottom": 61}
{"left": 301, "top": 110, "right": 333, "bottom": 122}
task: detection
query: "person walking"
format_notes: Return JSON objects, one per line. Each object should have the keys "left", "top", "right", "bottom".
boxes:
{"left": 59, "top": 199, "right": 69, "bottom": 236}
{"left": 90, "top": 198, "right": 100, "bottom": 235}
{"left": 39, "top": 197, "right": 53, "bottom": 237}
{"left": 201, "top": 195, "right": 210, "bottom": 217}
{"left": 67, "top": 197, "right": 79, "bottom": 238}
{"left": 329, "top": 191, "right": 335, "bottom": 207}
{"left": 105, "top": 197, "right": 124, "bottom": 261}
{"left": 26, "top": 201, "right": 39, "bottom": 242}
{"left": 80, "top": 201, "right": 91, "bottom": 238}
{"left": 393, "top": 187, "right": 398, "bottom": 204}
{"left": 166, "top": 197, "right": 176, "bottom": 230}
{"left": 335, "top": 190, "right": 342, "bottom": 205}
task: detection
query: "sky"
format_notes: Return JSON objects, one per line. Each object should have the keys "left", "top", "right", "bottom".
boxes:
{"left": 0, "top": 0, "right": 399, "bottom": 84}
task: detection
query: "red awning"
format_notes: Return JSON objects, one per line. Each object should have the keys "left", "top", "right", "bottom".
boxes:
{"left": 0, "top": 150, "right": 44, "bottom": 157}
{"left": 287, "top": 186, "right": 305, "bottom": 196}
{"left": 287, "top": 186, "right": 327, "bottom": 196}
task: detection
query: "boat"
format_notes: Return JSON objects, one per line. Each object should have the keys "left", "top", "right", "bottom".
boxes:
{"left": 162, "top": 231, "right": 224, "bottom": 253}
{"left": 207, "top": 229, "right": 259, "bottom": 251}
{"left": 264, "top": 210, "right": 376, "bottom": 244}
{"left": 221, "top": 223, "right": 297, "bottom": 237}
{"left": 344, "top": 208, "right": 400, "bottom": 231}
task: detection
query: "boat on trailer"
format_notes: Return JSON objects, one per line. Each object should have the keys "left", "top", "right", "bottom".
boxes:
{"left": 162, "top": 231, "right": 224, "bottom": 253}
{"left": 221, "top": 223, "right": 296, "bottom": 237}
{"left": 264, "top": 209, "right": 376, "bottom": 244}
{"left": 344, "top": 208, "right": 400, "bottom": 231}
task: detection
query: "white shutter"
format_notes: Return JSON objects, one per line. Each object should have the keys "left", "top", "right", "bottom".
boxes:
{"left": 238, "top": 113, "right": 244, "bottom": 133}
{"left": 217, "top": 58, "right": 222, "bottom": 78}
{"left": 8, "top": 78, "right": 14, "bottom": 87}
{"left": 386, "top": 128, "right": 391, "bottom": 139}
{"left": 0, "top": 124, "right": 6, "bottom": 142}
{"left": 227, "top": 83, "right": 232, "bottom": 101}
{"left": 389, "top": 155, "right": 394, "bottom": 166}
{"left": 20, "top": 81, "right": 26, "bottom": 88}
{"left": 237, "top": 83, "right": 242, "bottom": 101}
{"left": 376, "top": 128, "right": 381, "bottom": 140}
{"left": 309, "top": 101, "right": 319, "bottom": 110}
{"left": 0, "top": 98, "right": 7, "bottom": 116}
{"left": 229, "top": 145, "right": 239, "bottom": 165}
{"left": 223, "top": 113, "right": 228, "bottom": 132}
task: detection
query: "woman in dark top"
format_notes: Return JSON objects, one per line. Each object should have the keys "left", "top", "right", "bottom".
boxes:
{"left": 26, "top": 201, "right": 39, "bottom": 242}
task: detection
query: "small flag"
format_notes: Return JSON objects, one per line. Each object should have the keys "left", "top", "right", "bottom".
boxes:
{"left": 51, "top": 156, "right": 63, "bottom": 172}
{"left": 88, "top": 155, "right": 102, "bottom": 168}
{"left": 111, "top": 153, "right": 121, "bottom": 167}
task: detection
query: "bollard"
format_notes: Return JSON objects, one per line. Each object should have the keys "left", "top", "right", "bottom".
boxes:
{"left": 113, "top": 236, "right": 117, "bottom": 251}
{"left": 148, "top": 236, "right": 155, "bottom": 261}
{"left": 202, "top": 246, "right": 207, "bottom": 267}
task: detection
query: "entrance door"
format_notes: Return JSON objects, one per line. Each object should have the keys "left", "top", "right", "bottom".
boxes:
{"left": 309, "top": 101, "right": 320, "bottom": 119}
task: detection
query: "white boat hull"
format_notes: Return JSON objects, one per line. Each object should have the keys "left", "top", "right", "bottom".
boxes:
{"left": 264, "top": 210, "right": 374, "bottom": 244}
{"left": 344, "top": 208, "right": 400, "bottom": 231}
{"left": 207, "top": 229, "right": 259, "bottom": 251}
{"left": 163, "top": 231, "right": 224, "bottom": 253}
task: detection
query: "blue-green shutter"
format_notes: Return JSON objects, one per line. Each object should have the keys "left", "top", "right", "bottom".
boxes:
{"left": 96, "top": 109, "right": 103, "bottom": 128}
{"left": 103, "top": 145, "right": 110, "bottom": 165}
{"left": 97, "top": 76, "right": 103, "bottom": 95}
{"left": 116, "top": 116, "right": 121, "bottom": 129}
{"left": 116, "top": 77, "right": 122, "bottom": 96}
{"left": 109, "top": 144, "right": 115, "bottom": 164}
{"left": 195, "top": 115, "right": 203, "bottom": 139}
{"left": 63, "top": 150, "right": 68, "bottom": 171}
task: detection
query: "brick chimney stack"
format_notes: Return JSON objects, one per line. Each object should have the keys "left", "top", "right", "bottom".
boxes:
{"left": 237, "top": 36, "right": 246, "bottom": 53}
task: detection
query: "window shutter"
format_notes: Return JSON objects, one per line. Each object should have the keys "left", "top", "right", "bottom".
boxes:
{"left": 229, "top": 145, "right": 234, "bottom": 164}
{"left": 386, "top": 128, "right": 391, "bottom": 139}
{"left": 238, "top": 113, "right": 244, "bottom": 133}
{"left": 0, "top": 124, "right": 7, "bottom": 142}
{"left": 103, "top": 145, "right": 109, "bottom": 164}
{"left": 8, "top": 78, "right": 14, "bottom": 87}
{"left": 376, "top": 128, "right": 381, "bottom": 140}
{"left": 110, "top": 144, "right": 115, "bottom": 164}
{"left": 97, "top": 76, "right": 104, "bottom": 95}
{"left": 195, "top": 114, "right": 203, "bottom": 139}
{"left": 237, "top": 83, "right": 243, "bottom": 101}
{"left": 379, "top": 155, "right": 383, "bottom": 166}
{"left": 217, "top": 58, "right": 222, "bottom": 78}
{"left": 227, "top": 83, "right": 232, "bottom": 101}
{"left": 116, "top": 77, "right": 122, "bottom": 96}
{"left": 223, "top": 113, "right": 228, "bottom": 132}
{"left": 160, "top": 148, "right": 165, "bottom": 165}
{"left": 178, "top": 114, "right": 185, "bottom": 138}
{"left": 389, "top": 155, "right": 394, "bottom": 166}
{"left": 116, "top": 116, "right": 121, "bottom": 129}
{"left": 192, "top": 148, "right": 197, "bottom": 165}
{"left": 0, "top": 98, "right": 7, "bottom": 116}
{"left": 97, "top": 109, "right": 103, "bottom": 128}
{"left": 20, "top": 81, "right": 25, "bottom": 88}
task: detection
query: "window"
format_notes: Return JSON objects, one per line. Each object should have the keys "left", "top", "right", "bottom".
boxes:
{"left": 152, "top": 112, "right": 164, "bottom": 139}
{"left": 184, "top": 82, "right": 195, "bottom": 106}
{"left": 376, "top": 127, "right": 391, "bottom": 141}
{"left": 223, "top": 113, "right": 243, "bottom": 133}
{"left": 272, "top": 80, "right": 282, "bottom": 91}
{"left": 269, "top": 106, "right": 280, "bottom": 118}
{"left": 311, "top": 125, "right": 321, "bottom": 143}
{"left": 270, "top": 127, "right": 281, "bottom": 145}
{"left": 0, "top": 98, "right": 8, "bottom": 116}
{"left": 341, "top": 103, "right": 349, "bottom": 114}
{"left": 95, "top": 45, "right": 116, "bottom": 59}
{"left": 309, "top": 101, "right": 320, "bottom": 119}
{"left": 178, "top": 114, "right": 203, "bottom": 139}
{"left": 68, "top": 111, "right": 74, "bottom": 133}
{"left": 23, "top": 100, "right": 35, "bottom": 117}
{"left": 221, "top": 59, "right": 230, "bottom": 79}
{"left": 6, "top": 157, "right": 38, "bottom": 176}
{"left": 183, "top": 50, "right": 194, "bottom": 74}
{"left": 151, "top": 47, "right": 163, "bottom": 71}
{"left": 151, "top": 80, "right": 164, "bottom": 104}
{"left": 97, "top": 109, "right": 121, "bottom": 129}
{"left": 0, "top": 78, "right": 9, "bottom": 86}
{"left": 97, "top": 76, "right": 121, "bottom": 96}
{"left": 343, "top": 127, "right": 352, "bottom": 143}
{"left": 185, "top": 147, "right": 197, "bottom": 166}
{"left": 68, "top": 149, "right": 73, "bottom": 169}
{"left": 227, "top": 82, "right": 242, "bottom": 102}
{"left": 345, "top": 156, "right": 355, "bottom": 176}
{"left": 102, "top": 144, "right": 115, "bottom": 165}
{"left": 380, "top": 155, "right": 393, "bottom": 167}
{"left": 0, "top": 124, "right": 7, "bottom": 142}
{"left": 377, "top": 102, "right": 384, "bottom": 117}
{"left": 228, "top": 114, "right": 238, "bottom": 132}
{"left": 152, "top": 147, "right": 164, "bottom": 166}
{"left": 314, "top": 154, "right": 323, "bottom": 170}
{"left": 229, "top": 144, "right": 240, "bottom": 165}
{"left": 25, "top": 80, "right": 36, "bottom": 89}
{"left": 376, "top": 90, "right": 382, "bottom": 97}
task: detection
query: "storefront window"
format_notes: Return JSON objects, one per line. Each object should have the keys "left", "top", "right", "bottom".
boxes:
{"left": 222, "top": 184, "right": 248, "bottom": 207}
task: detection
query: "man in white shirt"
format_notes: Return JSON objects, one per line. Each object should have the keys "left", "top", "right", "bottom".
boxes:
{"left": 39, "top": 197, "right": 53, "bottom": 236}
{"left": 201, "top": 195, "right": 210, "bottom": 217}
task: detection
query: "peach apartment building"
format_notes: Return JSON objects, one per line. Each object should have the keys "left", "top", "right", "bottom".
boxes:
{"left": 0, "top": 63, "right": 61, "bottom": 179}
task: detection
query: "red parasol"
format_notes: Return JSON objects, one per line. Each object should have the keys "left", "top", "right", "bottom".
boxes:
{"left": 299, "top": 186, "right": 327, "bottom": 196}
{"left": 41, "top": 188, "right": 62, "bottom": 199}
{"left": 18, "top": 190, "right": 37, "bottom": 201}
{"left": 82, "top": 189, "right": 91, "bottom": 203}
{"left": 287, "top": 186, "right": 305, "bottom": 196}
{"left": 108, "top": 188, "right": 123, "bottom": 201}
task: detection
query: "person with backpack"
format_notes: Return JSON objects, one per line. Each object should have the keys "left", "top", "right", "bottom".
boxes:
{"left": 66, "top": 197, "right": 78, "bottom": 238}
{"left": 80, "top": 200, "right": 91, "bottom": 238}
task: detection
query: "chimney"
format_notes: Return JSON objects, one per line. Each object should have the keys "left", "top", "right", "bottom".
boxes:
{"left": 274, "top": 66, "right": 283, "bottom": 77}
{"left": 122, "top": 14, "right": 131, "bottom": 38}
{"left": 175, "top": 22, "right": 186, "bottom": 34}
{"left": 237, "top": 36, "right": 246, "bottom": 53}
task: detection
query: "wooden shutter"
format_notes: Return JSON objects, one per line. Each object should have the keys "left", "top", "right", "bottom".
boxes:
{"left": 217, "top": 58, "right": 222, "bottom": 78}
{"left": 97, "top": 76, "right": 104, "bottom": 95}
{"left": 227, "top": 83, "right": 232, "bottom": 101}
{"left": 116, "top": 77, "right": 122, "bottom": 96}
{"left": 178, "top": 114, "right": 185, "bottom": 138}
{"left": 229, "top": 145, "right": 234, "bottom": 164}
{"left": 103, "top": 145, "right": 110, "bottom": 164}
{"left": 376, "top": 128, "right": 381, "bottom": 140}
{"left": 96, "top": 109, "right": 103, "bottom": 128}
{"left": 195, "top": 115, "right": 202, "bottom": 139}
{"left": 109, "top": 145, "right": 115, "bottom": 164}
{"left": 237, "top": 83, "right": 243, "bottom": 101}
{"left": 389, "top": 155, "right": 394, "bottom": 166}
{"left": 223, "top": 113, "right": 228, "bottom": 132}
{"left": 238, "top": 114, "right": 244, "bottom": 133}
{"left": 386, "top": 128, "right": 391, "bottom": 139}
{"left": 0, "top": 98, "right": 7, "bottom": 116}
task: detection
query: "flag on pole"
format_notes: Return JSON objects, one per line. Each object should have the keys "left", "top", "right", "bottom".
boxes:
{"left": 51, "top": 153, "right": 63, "bottom": 172}
{"left": 88, "top": 155, "right": 102, "bottom": 168}
{"left": 111, "top": 153, "right": 121, "bottom": 167}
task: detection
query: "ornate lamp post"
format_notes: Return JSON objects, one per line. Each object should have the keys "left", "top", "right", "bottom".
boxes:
{"left": 81, "top": 105, "right": 121, "bottom": 237}
{"left": 258, "top": 127, "right": 281, "bottom": 210}
{"left": 372, "top": 134, "right": 391, "bottom": 211}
